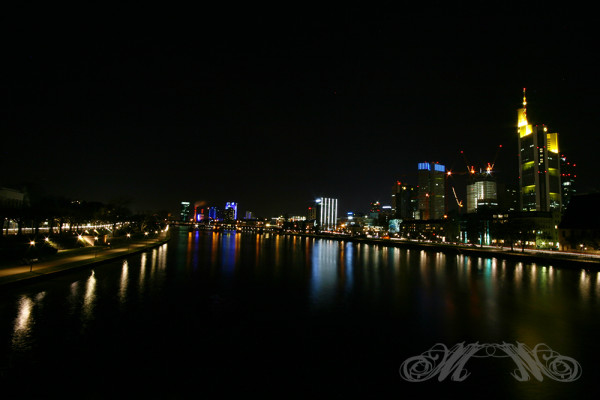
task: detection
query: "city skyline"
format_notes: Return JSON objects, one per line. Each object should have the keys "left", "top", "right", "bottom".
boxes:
{"left": 3, "top": 6, "right": 598, "bottom": 217}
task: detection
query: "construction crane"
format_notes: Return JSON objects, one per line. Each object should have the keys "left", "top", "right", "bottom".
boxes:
{"left": 452, "top": 186, "right": 463, "bottom": 209}
{"left": 456, "top": 145, "right": 503, "bottom": 176}
{"left": 445, "top": 145, "right": 503, "bottom": 211}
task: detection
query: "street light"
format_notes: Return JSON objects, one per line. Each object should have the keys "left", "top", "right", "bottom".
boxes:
{"left": 29, "top": 241, "right": 35, "bottom": 272}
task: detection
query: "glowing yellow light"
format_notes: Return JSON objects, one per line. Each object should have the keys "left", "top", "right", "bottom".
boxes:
{"left": 30, "top": 241, "right": 35, "bottom": 246}
{"left": 522, "top": 161, "right": 534, "bottom": 170}
{"left": 523, "top": 185, "right": 536, "bottom": 194}
{"left": 546, "top": 132, "right": 559, "bottom": 153}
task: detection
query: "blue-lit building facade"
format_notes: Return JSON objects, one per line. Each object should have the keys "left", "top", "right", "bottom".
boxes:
{"left": 225, "top": 202, "right": 238, "bottom": 220}
{"left": 208, "top": 206, "right": 223, "bottom": 221}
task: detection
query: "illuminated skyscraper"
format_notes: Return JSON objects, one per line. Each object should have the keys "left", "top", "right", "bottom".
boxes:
{"left": 392, "top": 181, "right": 417, "bottom": 219}
{"left": 560, "top": 154, "right": 576, "bottom": 212}
{"left": 517, "top": 89, "right": 561, "bottom": 212}
{"left": 225, "top": 202, "right": 238, "bottom": 220}
{"left": 369, "top": 201, "right": 381, "bottom": 213}
{"left": 417, "top": 162, "right": 446, "bottom": 220}
{"left": 466, "top": 172, "right": 498, "bottom": 213}
{"left": 312, "top": 197, "right": 338, "bottom": 230}
{"left": 208, "top": 206, "right": 222, "bottom": 221}
{"left": 180, "top": 201, "right": 191, "bottom": 222}
{"left": 194, "top": 207, "right": 207, "bottom": 222}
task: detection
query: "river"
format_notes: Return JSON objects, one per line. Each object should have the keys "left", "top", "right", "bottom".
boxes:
{"left": 0, "top": 227, "right": 598, "bottom": 398}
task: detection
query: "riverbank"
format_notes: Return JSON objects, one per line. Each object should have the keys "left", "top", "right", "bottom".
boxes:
{"left": 285, "top": 232, "right": 600, "bottom": 269}
{"left": 0, "top": 234, "right": 171, "bottom": 288}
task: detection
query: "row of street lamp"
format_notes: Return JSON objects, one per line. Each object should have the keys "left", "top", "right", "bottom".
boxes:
{"left": 26, "top": 228, "right": 168, "bottom": 273}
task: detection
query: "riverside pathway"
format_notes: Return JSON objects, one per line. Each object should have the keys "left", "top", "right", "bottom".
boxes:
{"left": 0, "top": 235, "right": 170, "bottom": 288}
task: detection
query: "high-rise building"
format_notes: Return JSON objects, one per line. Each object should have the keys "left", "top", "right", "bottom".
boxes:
{"left": 417, "top": 162, "right": 446, "bottom": 220}
{"left": 180, "top": 201, "right": 191, "bottom": 222}
{"left": 392, "top": 181, "right": 417, "bottom": 219}
{"left": 369, "top": 201, "right": 381, "bottom": 213}
{"left": 312, "top": 197, "right": 338, "bottom": 230}
{"left": 194, "top": 207, "right": 207, "bottom": 222}
{"left": 517, "top": 89, "right": 561, "bottom": 212}
{"left": 466, "top": 172, "right": 498, "bottom": 213}
{"left": 560, "top": 154, "right": 576, "bottom": 212}
{"left": 307, "top": 205, "right": 317, "bottom": 221}
{"left": 208, "top": 206, "right": 222, "bottom": 221}
{"left": 497, "top": 183, "right": 518, "bottom": 213}
{"left": 225, "top": 202, "right": 238, "bottom": 220}
{"left": 224, "top": 208, "right": 235, "bottom": 221}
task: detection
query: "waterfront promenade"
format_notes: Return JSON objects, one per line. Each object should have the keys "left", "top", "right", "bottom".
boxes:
{"left": 0, "top": 234, "right": 170, "bottom": 288}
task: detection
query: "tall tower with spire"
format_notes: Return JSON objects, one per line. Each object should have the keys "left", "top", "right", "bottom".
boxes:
{"left": 517, "top": 89, "right": 562, "bottom": 212}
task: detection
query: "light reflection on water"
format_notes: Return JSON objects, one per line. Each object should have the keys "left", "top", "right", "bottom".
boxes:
{"left": 11, "top": 296, "right": 34, "bottom": 351}
{"left": 310, "top": 239, "right": 339, "bottom": 308}
{"left": 222, "top": 232, "right": 239, "bottom": 274}
{"left": 139, "top": 252, "right": 147, "bottom": 292}
{"left": 82, "top": 270, "right": 96, "bottom": 321}
{"left": 119, "top": 260, "right": 128, "bottom": 304}
{"left": 0, "top": 234, "right": 599, "bottom": 397}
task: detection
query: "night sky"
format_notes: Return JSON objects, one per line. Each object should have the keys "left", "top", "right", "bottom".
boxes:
{"left": 2, "top": 5, "right": 599, "bottom": 217}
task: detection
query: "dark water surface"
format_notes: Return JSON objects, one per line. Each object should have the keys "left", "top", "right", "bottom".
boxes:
{"left": 1, "top": 228, "right": 599, "bottom": 398}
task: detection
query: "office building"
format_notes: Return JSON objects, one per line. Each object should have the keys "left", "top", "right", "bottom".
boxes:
{"left": 370, "top": 201, "right": 381, "bottom": 213}
{"left": 417, "top": 162, "right": 446, "bottom": 220}
{"left": 392, "top": 181, "right": 418, "bottom": 219}
{"left": 180, "top": 201, "right": 191, "bottom": 222}
{"left": 194, "top": 207, "right": 207, "bottom": 222}
{"left": 466, "top": 172, "right": 498, "bottom": 213}
{"left": 517, "top": 89, "right": 561, "bottom": 212}
{"left": 312, "top": 197, "right": 338, "bottom": 231}
{"left": 560, "top": 154, "right": 576, "bottom": 212}
{"left": 225, "top": 202, "right": 238, "bottom": 220}
{"left": 208, "top": 206, "right": 222, "bottom": 221}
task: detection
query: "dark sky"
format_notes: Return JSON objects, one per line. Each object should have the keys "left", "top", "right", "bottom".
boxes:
{"left": 2, "top": 5, "right": 599, "bottom": 217}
